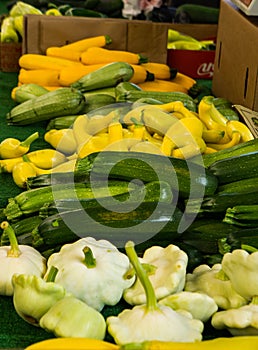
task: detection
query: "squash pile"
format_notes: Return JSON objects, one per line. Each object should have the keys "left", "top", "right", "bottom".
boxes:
{"left": 14, "top": 34, "right": 196, "bottom": 93}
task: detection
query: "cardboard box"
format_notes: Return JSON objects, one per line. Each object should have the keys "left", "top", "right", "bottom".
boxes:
{"left": 23, "top": 15, "right": 170, "bottom": 63}
{"left": 212, "top": 0, "right": 258, "bottom": 111}
{"left": 22, "top": 14, "right": 217, "bottom": 68}
{"left": 0, "top": 42, "right": 22, "bottom": 72}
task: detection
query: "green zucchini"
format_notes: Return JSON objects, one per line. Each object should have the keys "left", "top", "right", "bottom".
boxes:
{"left": 39, "top": 180, "right": 173, "bottom": 217}
{"left": 26, "top": 154, "right": 100, "bottom": 188}
{"left": 83, "top": 0, "right": 100, "bottom": 9}
{"left": 33, "top": 202, "right": 183, "bottom": 251}
{"left": 186, "top": 187, "right": 258, "bottom": 215}
{"left": 84, "top": 87, "right": 116, "bottom": 98}
{"left": 71, "top": 62, "right": 134, "bottom": 92}
{"left": 46, "top": 115, "right": 78, "bottom": 130}
{"left": 180, "top": 218, "right": 234, "bottom": 254}
{"left": 80, "top": 93, "right": 116, "bottom": 114}
{"left": 4, "top": 180, "right": 137, "bottom": 221}
{"left": 223, "top": 205, "right": 258, "bottom": 227}
{"left": 6, "top": 88, "right": 86, "bottom": 126}
{"left": 1, "top": 215, "right": 43, "bottom": 245}
{"left": 87, "top": 151, "right": 218, "bottom": 199}
{"left": 65, "top": 7, "right": 107, "bottom": 17}
{"left": 208, "top": 151, "right": 258, "bottom": 184}
{"left": 216, "top": 108, "right": 239, "bottom": 121}
{"left": 115, "top": 89, "right": 197, "bottom": 112}
{"left": 26, "top": 172, "right": 90, "bottom": 189}
{"left": 115, "top": 81, "right": 142, "bottom": 95}
{"left": 94, "top": 0, "right": 123, "bottom": 15}
{"left": 213, "top": 97, "right": 232, "bottom": 109}
{"left": 226, "top": 228, "right": 258, "bottom": 251}
{"left": 175, "top": 4, "right": 219, "bottom": 24}
{"left": 201, "top": 138, "right": 258, "bottom": 168}
{"left": 218, "top": 176, "right": 258, "bottom": 194}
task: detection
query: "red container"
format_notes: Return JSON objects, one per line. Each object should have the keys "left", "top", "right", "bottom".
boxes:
{"left": 167, "top": 49, "right": 215, "bottom": 80}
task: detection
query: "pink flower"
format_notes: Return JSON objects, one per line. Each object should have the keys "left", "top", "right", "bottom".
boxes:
{"left": 139, "top": 0, "right": 162, "bottom": 13}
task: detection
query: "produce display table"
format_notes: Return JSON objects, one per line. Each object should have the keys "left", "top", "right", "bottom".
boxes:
{"left": 0, "top": 72, "right": 52, "bottom": 349}
{"left": 0, "top": 2, "right": 224, "bottom": 346}
{"left": 0, "top": 71, "right": 131, "bottom": 349}
{"left": 0, "top": 70, "right": 228, "bottom": 349}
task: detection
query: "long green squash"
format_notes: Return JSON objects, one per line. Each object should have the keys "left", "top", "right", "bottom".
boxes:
{"left": 6, "top": 87, "right": 86, "bottom": 125}
{"left": 71, "top": 61, "right": 134, "bottom": 92}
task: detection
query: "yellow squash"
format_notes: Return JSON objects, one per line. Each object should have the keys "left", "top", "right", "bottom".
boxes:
{"left": 138, "top": 79, "right": 188, "bottom": 93}
{"left": 80, "top": 47, "right": 147, "bottom": 65}
{"left": 18, "top": 68, "right": 60, "bottom": 87}
{"left": 24, "top": 337, "right": 118, "bottom": 350}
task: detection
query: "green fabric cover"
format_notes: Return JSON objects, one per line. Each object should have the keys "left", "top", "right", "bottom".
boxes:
{"left": 0, "top": 2, "right": 217, "bottom": 346}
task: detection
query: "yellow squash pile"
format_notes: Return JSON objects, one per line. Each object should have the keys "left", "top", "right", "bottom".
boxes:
{"left": 13, "top": 35, "right": 196, "bottom": 94}
{"left": 43, "top": 95, "right": 254, "bottom": 163}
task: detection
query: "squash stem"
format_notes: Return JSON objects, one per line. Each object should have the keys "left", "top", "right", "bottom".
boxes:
{"left": 0, "top": 221, "right": 21, "bottom": 257}
{"left": 46, "top": 266, "right": 59, "bottom": 282}
{"left": 83, "top": 246, "right": 96, "bottom": 268}
{"left": 20, "top": 132, "right": 39, "bottom": 148}
{"left": 125, "top": 240, "right": 158, "bottom": 311}
{"left": 251, "top": 295, "right": 258, "bottom": 305}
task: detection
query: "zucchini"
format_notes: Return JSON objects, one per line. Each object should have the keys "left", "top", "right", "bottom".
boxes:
{"left": 115, "top": 89, "right": 197, "bottom": 112}
{"left": 94, "top": 0, "right": 123, "bottom": 14}
{"left": 208, "top": 151, "right": 258, "bottom": 184}
{"left": 39, "top": 180, "right": 173, "bottom": 217}
{"left": 216, "top": 108, "right": 239, "bottom": 121}
{"left": 180, "top": 218, "right": 234, "bottom": 254}
{"left": 6, "top": 87, "right": 86, "bottom": 126}
{"left": 46, "top": 115, "right": 78, "bottom": 130}
{"left": 186, "top": 176, "right": 258, "bottom": 214}
{"left": 218, "top": 176, "right": 258, "bottom": 194}
{"left": 80, "top": 93, "right": 116, "bottom": 114}
{"left": 4, "top": 180, "right": 137, "bottom": 221}
{"left": 83, "top": 0, "right": 100, "bottom": 9}
{"left": 86, "top": 151, "right": 218, "bottom": 199}
{"left": 1, "top": 215, "right": 42, "bottom": 245}
{"left": 213, "top": 97, "right": 232, "bottom": 109}
{"left": 223, "top": 205, "right": 258, "bottom": 227}
{"left": 65, "top": 7, "right": 107, "bottom": 17}
{"left": 201, "top": 138, "right": 258, "bottom": 168}
{"left": 175, "top": 4, "right": 219, "bottom": 24}
{"left": 186, "top": 188, "right": 258, "bottom": 215}
{"left": 33, "top": 202, "right": 183, "bottom": 250}
{"left": 71, "top": 62, "right": 134, "bottom": 92}
{"left": 26, "top": 171, "right": 90, "bottom": 189}
{"left": 26, "top": 154, "right": 100, "bottom": 188}
{"left": 115, "top": 81, "right": 142, "bottom": 95}
{"left": 84, "top": 87, "right": 116, "bottom": 98}
{"left": 226, "top": 228, "right": 258, "bottom": 251}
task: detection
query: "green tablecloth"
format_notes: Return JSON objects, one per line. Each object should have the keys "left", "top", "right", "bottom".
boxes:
{"left": 0, "top": 72, "right": 54, "bottom": 349}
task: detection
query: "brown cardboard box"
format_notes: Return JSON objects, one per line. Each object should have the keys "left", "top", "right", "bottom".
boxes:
{"left": 23, "top": 15, "right": 169, "bottom": 63}
{"left": 212, "top": 0, "right": 258, "bottom": 111}
{"left": 0, "top": 42, "right": 22, "bottom": 72}
{"left": 22, "top": 14, "right": 217, "bottom": 66}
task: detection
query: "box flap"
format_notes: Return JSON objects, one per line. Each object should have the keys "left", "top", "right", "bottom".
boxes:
{"left": 212, "top": 0, "right": 258, "bottom": 110}
{"left": 23, "top": 15, "right": 129, "bottom": 55}
{"left": 127, "top": 21, "right": 169, "bottom": 63}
